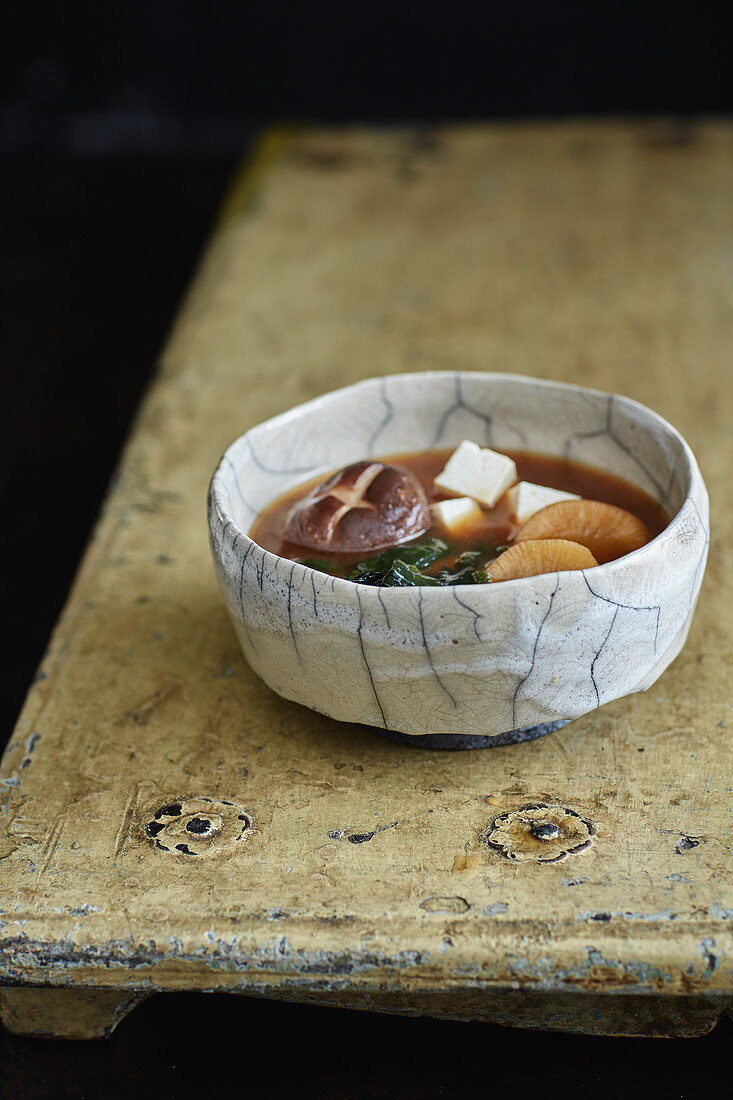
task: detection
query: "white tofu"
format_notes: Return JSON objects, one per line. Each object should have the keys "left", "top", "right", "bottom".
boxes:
{"left": 506, "top": 481, "right": 580, "bottom": 524}
{"left": 433, "top": 440, "right": 517, "bottom": 508}
{"left": 430, "top": 496, "right": 483, "bottom": 534}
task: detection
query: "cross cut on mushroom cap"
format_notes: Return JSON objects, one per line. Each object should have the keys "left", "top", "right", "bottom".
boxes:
{"left": 313, "top": 462, "right": 382, "bottom": 539}
{"left": 284, "top": 461, "right": 431, "bottom": 553}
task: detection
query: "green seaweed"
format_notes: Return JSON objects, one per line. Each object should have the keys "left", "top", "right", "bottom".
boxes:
{"left": 301, "top": 538, "right": 509, "bottom": 587}
{"left": 378, "top": 561, "right": 443, "bottom": 587}
{"left": 435, "top": 549, "right": 484, "bottom": 585}
{"left": 348, "top": 538, "right": 449, "bottom": 585}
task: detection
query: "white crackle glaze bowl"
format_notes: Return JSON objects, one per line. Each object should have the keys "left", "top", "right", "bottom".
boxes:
{"left": 208, "top": 373, "right": 709, "bottom": 740}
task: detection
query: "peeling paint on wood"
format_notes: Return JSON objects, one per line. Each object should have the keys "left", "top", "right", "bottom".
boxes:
{"left": 1, "top": 122, "right": 732, "bottom": 1039}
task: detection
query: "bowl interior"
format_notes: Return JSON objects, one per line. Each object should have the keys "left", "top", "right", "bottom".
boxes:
{"left": 212, "top": 373, "right": 692, "bottom": 536}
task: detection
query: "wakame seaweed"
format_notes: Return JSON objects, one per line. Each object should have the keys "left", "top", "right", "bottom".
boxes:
{"left": 300, "top": 539, "right": 508, "bottom": 587}
{"left": 435, "top": 550, "right": 488, "bottom": 586}
{"left": 349, "top": 541, "right": 501, "bottom": 587}
{"left": 376, "top": 561, "right": 443, "bottom": 587}
{"left": 348, "top": 538, "right": 449, "bottom": 585}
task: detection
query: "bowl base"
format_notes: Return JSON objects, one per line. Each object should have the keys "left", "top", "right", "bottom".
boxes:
{"left": 371, "top": 719, "right": 570, "bottom": 751}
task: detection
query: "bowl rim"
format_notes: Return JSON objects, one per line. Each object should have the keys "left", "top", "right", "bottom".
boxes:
{"left": 208, "top": 371, "right": 707, "bottom": 598}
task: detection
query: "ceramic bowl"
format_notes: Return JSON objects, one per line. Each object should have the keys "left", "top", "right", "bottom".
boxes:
{"left": 208, "top": 373, "right": 709, "bottom": 742}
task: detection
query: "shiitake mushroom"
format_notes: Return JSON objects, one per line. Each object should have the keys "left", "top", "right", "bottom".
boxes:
{"left": 284, "top": 460, "right": 431, "bottom": 553}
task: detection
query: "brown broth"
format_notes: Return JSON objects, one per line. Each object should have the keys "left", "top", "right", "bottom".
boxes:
{"left": 248, "top": 448, "right": 670, "bottom": 573}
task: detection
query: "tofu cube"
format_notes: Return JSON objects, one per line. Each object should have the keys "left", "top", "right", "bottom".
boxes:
{"left": 507, "top": 481, "right": 580, "bottom": 524}
{"left": 430, "top": 496, "right": 483, "bottom": 534}
{"left": 434, "top": 441, "right": 517, "bottom": 508}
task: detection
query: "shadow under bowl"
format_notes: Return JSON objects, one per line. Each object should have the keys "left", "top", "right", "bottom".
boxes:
{"left": 373, "top": 719, "right": 571, "bottom": 750}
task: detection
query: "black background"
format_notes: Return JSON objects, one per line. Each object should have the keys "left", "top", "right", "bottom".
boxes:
{"left": 1, "top": 3, "right": 730, "bottom": 1096}
{"left": 2, "top": 0, "right": 732, "bottom": 157}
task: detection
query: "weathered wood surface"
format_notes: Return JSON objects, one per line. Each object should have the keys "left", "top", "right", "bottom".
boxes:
{"left": 1, "top": 122, "right": 731, "bottom": 1038}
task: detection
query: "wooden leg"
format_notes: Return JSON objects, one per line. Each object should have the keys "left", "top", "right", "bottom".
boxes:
{"left": 1, "top": 984, "right": 729, "bottom": 1039}
{"left": 0, "top": 986, "right": 149, "bottom": 1039}
{"left": 260, "top": 989, "right": 730, "bottom": 1038}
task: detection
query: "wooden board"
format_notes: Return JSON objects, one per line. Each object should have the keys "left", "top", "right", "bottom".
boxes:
{"left": 1, "top": 122, "right": 731, "bottom": 1039}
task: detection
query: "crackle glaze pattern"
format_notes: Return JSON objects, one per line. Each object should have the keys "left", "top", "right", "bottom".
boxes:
{"left": 208, "top": 373, "right": 709, "bottom": 738}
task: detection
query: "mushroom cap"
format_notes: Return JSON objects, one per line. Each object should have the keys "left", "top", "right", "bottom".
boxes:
{"left": 284, "top": 460, "right": 431, "bottom": 552}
